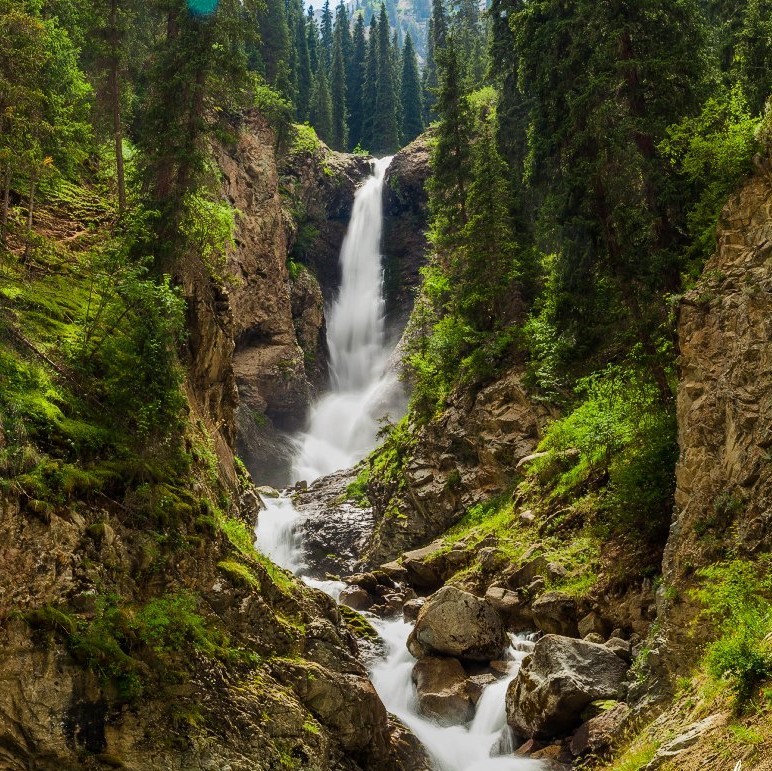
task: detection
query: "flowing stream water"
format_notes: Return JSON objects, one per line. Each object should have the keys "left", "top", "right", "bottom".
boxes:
{"left": 255, "top": 157, "right": 545, "bottom": 770}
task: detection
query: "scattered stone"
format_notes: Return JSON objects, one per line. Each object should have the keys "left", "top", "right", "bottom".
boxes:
{"left": 407, "top": 586, "right": 508, "bottom": 662}
{"left": 578, "top": 611, "right": 608, "bottom": 639}
{"left": 508, "top": 556, "right": 549, "bottom": 588}
{"left": 490, "top": 660, "right": 512, "bottom": 675}
{"left": 570, "top": 702, "right": 631, "bottom": 757}
{"left": 516, "top": 452, "right": 550, "bottom": 470}
{"left": 412, "top": 657, "right": 477, "bottom": 726}
{"left": 527, "top": 578, "right": 547, "bottom": 595}
{"left": 380, "top": 561, "right": 409, "bottom": 582}
{"left": 520, "top": 510, "right": 536, "bottom": 526}
{"left": 403, "top": 598, "right": 425, "bottom": 622}
{"left": 583, "top": 633, "right": 605, "bottom": 645}
{"left": 605, "top": 637, "right": 632, "bottom": 662}
{"left": 339, "top": 586, "right": 372, "bottom": 612}
{"left": 506, "top": 635, "right": 629, "bottom": 738}
{"left": 531, "top": 592, "right": 579, "bottom": 637}
{"left": 484, "top": 585, "right": 532, "bottom": 631}
{"left": 256, "top": 485, "right": 281, "bottom": 499}
{"left": 546, "top": 562, "right": 567, "bottom": 581}
{"left": 610, "top": 628, "right": 626, "bottom": 640}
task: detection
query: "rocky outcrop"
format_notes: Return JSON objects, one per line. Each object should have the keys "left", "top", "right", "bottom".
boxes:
{"left": 407, "top": 586, "right": 508, "bottom": 662}
{"left": 506, "top": 635, "right": 629, "bottom": 739}
{"left": 366, "top": 365, "right": 553, "bottom": 565}
{"left": 219, "top": 116, "right": 370, "bottom": 487}
{"left": 383, "top": 134, "right": 431, "bottom": 335}
{"left": 659, "top": 157, "right": 772, "bottom": 673}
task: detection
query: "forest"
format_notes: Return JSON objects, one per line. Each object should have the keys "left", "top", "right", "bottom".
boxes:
{"left": 1, "top": 0, "right": 772, "bottom": 768}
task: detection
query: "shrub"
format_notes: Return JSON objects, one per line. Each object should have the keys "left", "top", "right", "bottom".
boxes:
{"left": 695, "top": 559, "right": 772, "bottom": 705}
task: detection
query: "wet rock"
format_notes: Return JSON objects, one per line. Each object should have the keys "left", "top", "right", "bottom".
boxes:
{"left": 345, "top": 572, "right": 379, "bottom": 592}
{"left": 531, "top": 592, "right": 579, "bottom": 637}
{"left": 407, "top": 586, "right": 508, "bottom": 662}
{"left": 256, "top": 486, "right": 281, "bottom": 499}
{"left": 506, "top": 635, "right": 629, "bottom": 738}
{"left": 570, "top": 702, "right": 630, "bottom": 757}
{"left": 411, "top": 657, "right": 476, "bottom": 726}
{"left": 380, "top": 561, "right": 409, "bottom": 582}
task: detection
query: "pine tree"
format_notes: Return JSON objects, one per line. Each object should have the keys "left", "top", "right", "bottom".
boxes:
{"left": 257, "top": 0, "right": 292, "bottom": 96}
{"left": 734, "top": 0, "right": 772, "bottom": 114}
{"left": 294, "top": 9, "right": 312, "bottom": 121}
{"left": 320, "top": 0, "right": 333, "bottom": 69}
{"left": 400, "top": 32, "right": 423, "bottom": 144}
{"left": 307, "top": 7, "right": 320, "bottom": 73}
{"left": 422, "top": 0, "right": 447, "bottom": 121}
{"left": 310, "top": 62, "right": 333, "bottom": 143}
{"left": 347, "top": 13, "right": 367, "bottom": 148}
{"left": 392, "top": 29, "right": 403, "bottom": 141}
{"left": 427, "top": 38, "right": 473, "bottom": 246}
{"left": 330, "top": 24, "right": 348, "bottom": 149}
{"left": 372, "top": 3, "right": 399, "bottom": 154}
{"left": 361, "top": 13, "right": 379, "bottom": 148}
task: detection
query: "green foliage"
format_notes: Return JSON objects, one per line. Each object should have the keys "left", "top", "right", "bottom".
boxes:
{"left": 346, "top": 465, "right": 371, "bottom": 506}
{"left": 532, "top": 362, "right": 677, "bottom": 540}
{"left": 660, "top": 87, "right": 761, "bottom": 273}
{"left": 695, "top": 559, "right": 772, "bottom": 705}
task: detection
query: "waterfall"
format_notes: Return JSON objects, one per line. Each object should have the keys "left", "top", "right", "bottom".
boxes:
{"left": 292, "top": 156, "right": 405, "bottom": 483}
{"left": 255, "top": 157, "right": 545, "bottom": 771}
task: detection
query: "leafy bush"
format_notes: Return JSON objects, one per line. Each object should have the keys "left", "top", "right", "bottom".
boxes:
{"left": 531, "top": 362, "right": 677, "bottom": 539}
{"left": 660, "top": 87, "right": 761, "bottom": 274}
{"left": 695, "top": 559, "right": 772, "bottom": 705}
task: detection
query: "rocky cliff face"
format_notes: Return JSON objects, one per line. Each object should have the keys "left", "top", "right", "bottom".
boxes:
{"left": 382, "top": 134, "right": 431, "bottom": 337}
{"left": 366, "top": 365, "right": 553, "bottom": 566}
{"left": 659, "top": 156, "right": 772, "bottom": 673}
{"left": 218, "top": 115, "right": 370, "bottom": 487}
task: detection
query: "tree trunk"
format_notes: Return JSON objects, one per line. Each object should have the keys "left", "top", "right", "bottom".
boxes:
{"left": 109, "top": 0, "right": 126, "bottom": 214}
{"left": 24, "top": 171, "right": 36, "bottom": 261}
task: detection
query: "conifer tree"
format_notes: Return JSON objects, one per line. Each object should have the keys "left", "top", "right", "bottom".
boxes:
{"left": 307, "top": 7, "right": 320, "bottom": 73}
{"left": 372, "top": 3, "right": 399, "bottom": 154}
{"left": 310, "top": 61, "right": 333, "bottom": 143}
{"left": 347, "top": 13, "right": 367, "bottom": 148}
{"left": 294, "top": 9, "right": 313, "bottom": 122}
{"left": 400, "top": 32, "right": 423, "bottom": 144}
{"left": 320, "top": 0, "right": 333, "bottom": 68}
{"left": 392, "top": 29, "right": 403, "bottom": 140}
{"left": 257, "top": 0, "right": 293, "bottom": 96}
{"left": 422, "top": 0, "right": 447, "bottom": 121}
{"left": 734, "top": 0, "right": 772, "bottom": 114}
{"left": 361, "top": 14, "right": 379, "bottom": 148}
{"left": 428, "top": 39, "right": 473, "bottom": 247}
{"left": 330, "top": 24, "right": 348, "bottom": 149}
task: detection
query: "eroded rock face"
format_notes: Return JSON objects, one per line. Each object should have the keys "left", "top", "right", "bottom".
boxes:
{"left": 506, "top": 635, "right": 628, "bottom": 739}
{"left": 221, "top": 116, "right": 370, "bottom": 487}
{"left": 660, "top": 159, "right": 772, "bottom": 674}
{"left": 383, "top": 133, "right": 431, "bottom": 335}
{"left": 407, "top": 586, "right": 508, "bottom": 662}
{"left": 411, "top": 657, "right": 477, "bottom": 726}
{"left": 367, "top": 366, "right": 553, "bottom": 565}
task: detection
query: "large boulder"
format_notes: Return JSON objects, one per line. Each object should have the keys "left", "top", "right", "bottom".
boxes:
{"left": 411, "top": 657, "right": 477, "bottom": 726}
{"left": 506, "top": 635, "right": 629, "bottom": 738}
{"left": 407, "top": 586, "right": 508, "bottom": 662}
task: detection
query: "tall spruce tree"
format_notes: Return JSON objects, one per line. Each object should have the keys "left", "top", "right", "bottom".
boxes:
{"left": 257, "top": 0, "right": 292, "bottom": 96}
{"left": 372, "top": 3, "right": 399, "bottom": 153}
{"left": 330, "top": 23, "right": 348, "bottom": 149}
{"left": 320, "top": 0, "right": 333, "bottom": 68}
{"left": 427, "top": 38, "right": 473, "bottom": 247}
{"left": 361, "top": 13, "right": 379, "bottom": 148}
{"left": 512, "top": 0, "right": 711, "bottom": 384}
{"left": 347, "top": 12, "right": 367, "bottom": 148}
{"left": 310, "top": 60, "right": 333, "bottom": 142}
{"left": 734, "top": 0, "right": 772, "bottom": 114}
{"left": 294, "top": 9, "right": 312, "bottom": 121}
{"left": 306, "top": 7, "right": 320, "bottom": 72}
{"left": 400, "top": 32, "right": 423, "bottom": 143}
{"left": 422, "top": 0, "right": 447, "bottom": 121}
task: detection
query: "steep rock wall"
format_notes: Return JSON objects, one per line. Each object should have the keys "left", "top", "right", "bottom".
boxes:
{"left": 218, "top": 116, "right": 369, "bottom": 487}
{"left": 383, "top": 134, "right": 431, "bottom": 337}
{"left": 366, "top": 365, "right": 553, "bottom": 565}
{"left": 659, "top": 156, "right": 772, "bottom": 672}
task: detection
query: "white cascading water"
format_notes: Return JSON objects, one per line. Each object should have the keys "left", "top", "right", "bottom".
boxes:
{"left": 255, "top": 157, "right": 545, "bottom": 771}
{"left": 292, "top": 156, "right": 404, "bottom": 483}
